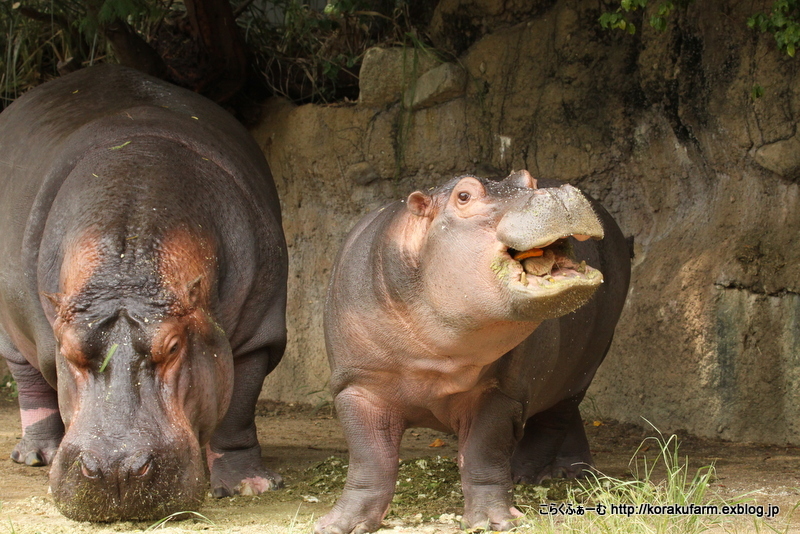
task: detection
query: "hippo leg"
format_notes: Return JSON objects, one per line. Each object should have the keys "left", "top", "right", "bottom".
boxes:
{"left": 315, "top": 388, "right": 405, "bottom": 534}
{"left": 1, "top": 339, "right": 63, "bottom": 466}
{"left": 458, "top": 393, "right": 525, "bottom": 531}
{"left": 207, "top": 349, "right": 283, "bottom": 497}
{"left": 511, "top": 393, "right": 593, "bottom": 484}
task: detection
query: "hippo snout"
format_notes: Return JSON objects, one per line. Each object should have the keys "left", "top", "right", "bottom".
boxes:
{"left": 75, "top": 449, "right": 155, "bottom": 482}
{"left": 51, "top": 441, "right": 205, "bottom": 522}
{"left": 497, "top": 184, "right": 604, "bottom": 251}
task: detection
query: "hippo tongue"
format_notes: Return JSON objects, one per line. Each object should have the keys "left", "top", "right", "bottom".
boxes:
{"left": 521, "top": 249, "right": 556, "bottom": 276}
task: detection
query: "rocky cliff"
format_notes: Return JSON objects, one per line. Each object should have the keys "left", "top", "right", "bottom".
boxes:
{"left": 253, "top": 0, "right": 800, "bottom": 445}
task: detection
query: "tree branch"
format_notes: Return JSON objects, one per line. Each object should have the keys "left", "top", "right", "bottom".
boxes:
{"left": 233, "top": 0, "right": 257, "bottom": 19}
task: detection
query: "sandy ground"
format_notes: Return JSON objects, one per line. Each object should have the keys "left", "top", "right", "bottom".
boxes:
{"left": 1, "top": 395, "right": 799, "bottom": 534}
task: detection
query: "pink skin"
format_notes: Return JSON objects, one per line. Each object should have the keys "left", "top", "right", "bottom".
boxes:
{"left": 236, "top": 477, "right": 279, "bottom": 495}
{"left": 205, "top": 444, "right": 282, "bottom": 495}
{"left": 206, "top": 443, "right": 224, "bottom": 469}
{"left": 317, "top": 173, "right": 610, "bottom": 534}
{"left": 5, "top": 356, "right": 64, "bottom": 467}
{"left": 20, "top": 407, "right": 60, "bottom": 434}
{"left": 11, "top": 405, "right": 63, "bottom": 466}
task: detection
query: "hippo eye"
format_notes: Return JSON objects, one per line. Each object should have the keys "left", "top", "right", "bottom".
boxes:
{"left": 151, "top": 329, "right": 184, "bottom": 365}
{"left": 166, "top": 337, "right": 181, "bottom": 355}
{"left": 457, "top": 191, "right": 471, "bottom": 203}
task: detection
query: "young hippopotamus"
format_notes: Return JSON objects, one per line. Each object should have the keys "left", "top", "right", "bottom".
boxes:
{"left": 0, "top": 65, "right": 287, "bottom": 521}
{"left": 316, "top": 171, "right": 630, "bottom": 533}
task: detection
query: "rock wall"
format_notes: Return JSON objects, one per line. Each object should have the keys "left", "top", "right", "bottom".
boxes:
{"left": 254, "top": 0, "right": 800, "bottom": 444}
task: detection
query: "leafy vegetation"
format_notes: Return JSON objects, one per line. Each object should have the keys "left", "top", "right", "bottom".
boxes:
{"left": 600, "top": 0, "right": 800, "bottom": 59}
{"left": 302, "top": 454, "right": 463, "bottom": 516}
{"left": 0, "top": 0, "right": 167, "bottom": 108}
{"left": 536, "top": 427, "right": 722, "bottom": 533}
{"left": 1, "top": 1, "right": 77, "bottom": 107}
{"left": 1, "top": 374, "right": 17, "bottom": 399}
{"left": 598, "top": 0, "right": 691, "bottom": 35}
{"left": 748, "top": 0, "right": 800, "bottom": 57}
{"left": 4, "top": 1, "right": 795, "bottom": 111}
{"left": 78, "top": 0, "right": 157, "bottom": 37}
{"left": 0, "top": 1, "right": 432, "bottom": 110}
{"left": 243, "top": 0, "right": 428, "bottom": 103}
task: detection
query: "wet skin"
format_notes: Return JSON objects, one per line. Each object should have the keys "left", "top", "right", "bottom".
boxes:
{"left": 0, "top": 65, "right": 287, "bottom": 521}
{"left": 317, "top": 171, "right": 631, "bottom": 533}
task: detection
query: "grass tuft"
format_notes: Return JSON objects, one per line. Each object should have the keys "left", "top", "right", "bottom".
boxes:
{"left": 144, "top": 510, "right": 216, "bottom": 531}
{"left": 524, "top": 422, "right": 756, "bottom": 533}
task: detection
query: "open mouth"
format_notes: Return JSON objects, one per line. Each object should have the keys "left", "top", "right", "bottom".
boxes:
{"left": 506, "top": 238, "right": 601, "bottom": 290}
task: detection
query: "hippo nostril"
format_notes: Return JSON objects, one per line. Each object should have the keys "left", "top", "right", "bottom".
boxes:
{"left": 125, "top": 451, "right": 154, "bottom": 479}
{"left": 78, "top": 451, "right": 102, "bottom": 479}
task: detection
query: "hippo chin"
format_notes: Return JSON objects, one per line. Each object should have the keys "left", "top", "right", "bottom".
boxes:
{"left": 0, "top": 65, "right": 287, "bottom": 521}
{"left": 316, "top": 170, "right": 630, "bottom": 533}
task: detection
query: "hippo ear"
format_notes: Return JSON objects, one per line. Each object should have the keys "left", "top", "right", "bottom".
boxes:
{"left": 41, "top": 292, "right": 67, "bottom": 322}
{"left": 506, "top": 169, "right": 537, "bottom": 189}
{"left": 406, "top": 191, "right": 432, "bottom": 217}
{"left": 42, "top": 292, "right": 64, "bottom": 310}
{"left": 186, "top": 275, "right": 206, "bottom": 310}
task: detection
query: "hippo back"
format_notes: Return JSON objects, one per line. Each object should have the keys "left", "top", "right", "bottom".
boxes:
{"left": 0, "top": 65, "right": 286, "bottom": 385}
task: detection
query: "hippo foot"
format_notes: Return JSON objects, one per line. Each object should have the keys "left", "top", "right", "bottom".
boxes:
{"left": 461, "top": 504, "right": 523, "bottom": 532}
{"left": 314, "top": 509, "right": 383, "bottom": 534}
{"left": 208, "top": 445, "right": 283, "bottom": 498}
{"left": 461, "top": 483, "right": 524, "bottom": 532}
{"left": 10, "top": 436, "right": 59, "bottom": 466}
{"left": 512, "top": 454, "right": 593, "bottom": 485}
{"left": 315, "top": 488, "right": 392, "bottom": 534}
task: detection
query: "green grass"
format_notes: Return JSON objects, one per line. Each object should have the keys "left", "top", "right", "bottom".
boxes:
{"left": 144, "top": 506, "right": 317, "bottom": 534}
{"left": 145, "top": 510, "right": 216, "bottom": 531}
{"left": 747, "top": 499, "right": 800, "bottom": 534}
{"left": 513, "top": 423, "right": 799, "bottom": 534}
{"left": 532, "top": 428, "right": 720, "bottom": 533}
{"left": 97, "top": 343, "right": 119, "bottom": 373}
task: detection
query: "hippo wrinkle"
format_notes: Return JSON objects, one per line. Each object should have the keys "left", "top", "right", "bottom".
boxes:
{"left": 56, "top": 230, "right": 104, "bottom": 305}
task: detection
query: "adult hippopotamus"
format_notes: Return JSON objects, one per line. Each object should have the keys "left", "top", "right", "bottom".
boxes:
{"left": 317, "top": 171, "right": 630, "bottom": 533}
{"left": 0, "top": 65, "right": 287, "bottom": 521}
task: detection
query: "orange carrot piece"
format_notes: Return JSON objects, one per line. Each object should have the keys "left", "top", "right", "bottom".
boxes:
{"left": 513, "top": 248, "right": 544, "bottom": 260}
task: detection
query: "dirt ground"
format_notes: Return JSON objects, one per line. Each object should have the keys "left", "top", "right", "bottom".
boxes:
{"left": 1, "top": 395, "right": 799, "bottom": 534}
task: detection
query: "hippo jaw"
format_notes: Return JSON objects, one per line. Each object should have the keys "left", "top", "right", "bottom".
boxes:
{"left": 498, "top": 238, "right": 604, "bottom": 321}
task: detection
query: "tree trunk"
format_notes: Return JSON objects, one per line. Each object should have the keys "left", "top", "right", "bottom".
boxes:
{"left": 184, "top": 0, "right": 249, "bottom": 103}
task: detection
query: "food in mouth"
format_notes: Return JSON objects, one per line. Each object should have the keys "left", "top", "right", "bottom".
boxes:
{"left": 510, "top": 240, "right": 591, "bottom": 287}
